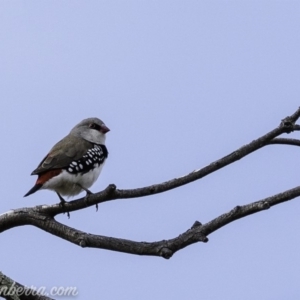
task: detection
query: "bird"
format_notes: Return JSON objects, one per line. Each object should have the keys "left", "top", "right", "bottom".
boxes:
{"left": 24, "top": 118, "right": 110, "bottom": 214}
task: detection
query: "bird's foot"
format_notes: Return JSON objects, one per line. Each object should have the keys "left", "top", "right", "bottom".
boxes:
{"left": 83, "top": 190, "right": 98, "bottom": 211}
{"left": 84, "top": 191, "right": 91, "bottom": 206}
{"left": 57, "top": 193, "right": 70, "bottom": 218}
{"left": 77, "top": 185, "right": 98, "bottom": 212}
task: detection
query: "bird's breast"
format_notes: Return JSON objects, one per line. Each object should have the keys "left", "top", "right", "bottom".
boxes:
{"left": 42, "top": 144, "right": 108, "bottom": 197}
{"left": 42, "top": 162, "right": 105, "bottom": 197}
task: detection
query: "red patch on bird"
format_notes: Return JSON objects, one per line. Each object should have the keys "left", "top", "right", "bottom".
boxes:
{"left": 36, "top": 169, "right": 62, "bottom": 185}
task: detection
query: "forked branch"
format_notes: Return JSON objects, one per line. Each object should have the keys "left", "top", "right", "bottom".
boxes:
{"left": 0, "top": 107, "right": 300, "bottom": 256}
{"left": 2, "top": 107, "right": 300, "bottom": 299}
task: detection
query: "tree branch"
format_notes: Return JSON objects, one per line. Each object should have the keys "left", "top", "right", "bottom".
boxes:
{"left": 268, "top": 137, "right": 300, "bottom": 147}
{"left": 7, "top": 106, "right": 299, "bottom": 219}
{"left": 0, "top": 272, "right": 53, "bottom": 300}
{"left": 2, "top": 184, "right": 300, "bottom": 260}
{"left": 1, "top": 108, "right": 300, "bottom": 297}
{"left": 35, "top": 184, "right": 300, "bottom": 258}
{"left": 1, "top": 107, "right": 300, "bottom": 259}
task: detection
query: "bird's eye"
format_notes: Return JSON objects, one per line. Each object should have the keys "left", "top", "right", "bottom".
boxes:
{"left": 89, "top": 123, "right": 101, "bottom": 130}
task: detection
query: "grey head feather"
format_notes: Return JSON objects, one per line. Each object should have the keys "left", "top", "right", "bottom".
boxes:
{"left": 70, "top": 117, "right": 108, "bottom": 145}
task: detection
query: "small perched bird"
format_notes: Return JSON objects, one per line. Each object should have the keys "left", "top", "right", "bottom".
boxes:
{"left": 24, "top": 118, "right": 110, "bottom": 210}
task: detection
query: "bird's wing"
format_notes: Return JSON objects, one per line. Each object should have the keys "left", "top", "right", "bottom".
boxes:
{"left": 31, "top": 135, "right": 93, "bottom": 175}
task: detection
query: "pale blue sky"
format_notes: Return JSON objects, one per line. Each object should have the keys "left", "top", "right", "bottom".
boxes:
{"left": 1, "top": 1, "right": 300, "bottom": 299}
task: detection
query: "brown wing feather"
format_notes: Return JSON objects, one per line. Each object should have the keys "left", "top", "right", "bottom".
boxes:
{"left": 31, "top": 134, "right": 93, "bottom": 175}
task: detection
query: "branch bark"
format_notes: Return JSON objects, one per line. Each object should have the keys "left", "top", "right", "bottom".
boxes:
{"left": 1, "top": 107, "right": 300, "bottom": 244}
{"left": 0, "top": 272, "right": 53, "bottom": 300}
{"left": 268, "top": 137, "right": 300, "bottom": 147}
{"left": 2, "top": 184, "right": 300, "bottom": 259}
{"left": 2, "top": 107, "right": 300, "bottom": 298}
{"left": 2, "top": 106, "right": 298, "bottom": 221}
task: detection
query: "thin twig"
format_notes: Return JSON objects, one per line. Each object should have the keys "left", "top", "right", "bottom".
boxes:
{"left": 268, "top": 138, "right": 300, "bottom": 147}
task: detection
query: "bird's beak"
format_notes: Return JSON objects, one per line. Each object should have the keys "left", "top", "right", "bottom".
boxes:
{"left": 100, "top": 124, "right": 110, "bottom": 134}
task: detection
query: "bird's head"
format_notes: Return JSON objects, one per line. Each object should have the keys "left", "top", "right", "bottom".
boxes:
{"left": 70, "top": 117, "right": 110, "bottom": 145}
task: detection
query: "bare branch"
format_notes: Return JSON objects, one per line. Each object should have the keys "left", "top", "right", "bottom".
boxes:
{"left": 268, "top": 138, "right": 300, "bottom": 147}
{"left": 0, "top": 272, "right": 53, "bottom": 300}
{"left": 1, "top": 185, "right": 299, "bottom": 259}
{"left": 34, "top": 184, "right": 300, "bottom": 258}
{"left": 36, "top": 106, "right": 300, "bottom": 216}
{"left": 1, "top": 107, "right": 300, "bottom": 261}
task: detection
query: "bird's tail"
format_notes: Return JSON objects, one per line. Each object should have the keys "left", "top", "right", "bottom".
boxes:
{"left": 24, "top": 184, "right": 42, "bottom": 197}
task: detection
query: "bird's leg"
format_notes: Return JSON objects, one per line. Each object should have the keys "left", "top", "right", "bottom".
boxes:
{"left": 80, "top": 186, "right": 93, "bottom": 195}
{"left": 77, "top": 184, "right": 98, "bottom": 211}
{"left": 56, "top": 192, "right": 70, "bottom": 218}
